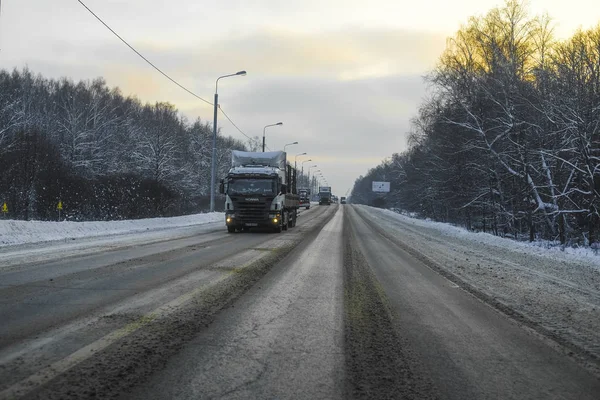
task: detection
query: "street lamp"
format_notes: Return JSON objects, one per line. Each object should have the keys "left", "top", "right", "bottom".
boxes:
{"left": 263, "top": 122, "right": 283, "bottom": 152}
{"left": 210, "top": 70, "right": 246, "bottom": 212}
{"left": 311, "top": 169, "right": 322, "bottom": 194}
{"left": 299, "top": 159, "right": 312, "bottom": 187}
{"left": 294, "top": 152, "right": 307, "bottom": 170}
{"left": 283, "top": 141, "right": 298, "bottom": 152}
{"left": 308, "top": 165, "right": 318, "bottom": 190}
{"left": 315, "top": 175, "right": 322, "bottom": 193}
{"left": 301, "top": 159, "right": 312, "bottom": 178}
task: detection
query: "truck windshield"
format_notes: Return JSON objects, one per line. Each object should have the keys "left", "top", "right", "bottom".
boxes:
{"left": 228, "top": 179, "right": 275, "bottom": 195}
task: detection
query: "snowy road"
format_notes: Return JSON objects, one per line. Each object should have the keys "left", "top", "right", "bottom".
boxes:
{"left": 0, "top": 205, "right": 332, "bottom": 399}
{"left": 1, "top": 204, "right": 599, "bottom": 399}
{"left": 353, "top": 205, "right": 600, "bottom": 373}
{"left": 345, "top": 206, "right": 599, "bottom": 399}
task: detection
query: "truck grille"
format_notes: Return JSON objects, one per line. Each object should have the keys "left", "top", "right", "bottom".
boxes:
{"left": 231, "top": 197, "right": 273, "bottom": 222}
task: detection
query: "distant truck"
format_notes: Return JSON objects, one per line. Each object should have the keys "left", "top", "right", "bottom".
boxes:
{"left": 340, "top": 197, "right": 346, "bottom": 204}
{"left": 220, "top": 150, "right": 299, "bottom": 233}
{"left": 318, "top": 186, "right": 332, "bottom": 205}
{"left": 298, "top": 188, "right": 311, "bottom": 209}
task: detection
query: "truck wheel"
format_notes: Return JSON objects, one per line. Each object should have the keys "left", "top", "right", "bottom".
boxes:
{"left": 274, "top": 224, "right": 282, "bottom": 233}
{"left": 290, "top": 211, "right": 297, "bottom": 227}
{"left": 306, "top": 206, "right": 310, "bottom": 210}
{"left": 282, "top": 217, "right": 288, "bottom": 231}
{"left": 227, "top": 226, "right": 236, "bottom": 233}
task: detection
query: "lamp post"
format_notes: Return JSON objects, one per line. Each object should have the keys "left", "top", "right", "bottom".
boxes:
{"left": 300, "top": 159, "right": 312, "bottom": 188}
{"left": 301, "top": 159, "right": 312, "bottom": 181}
{"left": 315, "top": 170, "right": 325, "bottom": 194}
{"left": 308, "top": 165, "right": 318, "bottom": 192}
{"left": 210, "top": 70, "right": 246, "bottom": 212}
{"left": 314, "top": 172, "right": 322, "bottom": 194}
{"left": 262, "top": 122, "right": 283, "bottom": 152}
{"left": 295, "top": 153, "right": 307, "bottom": 170}
{"left": 315, "top": 174, "right": 322, "bottom": 194}
{"left": 283, "top": 141, "right": 298, "bottom": 152}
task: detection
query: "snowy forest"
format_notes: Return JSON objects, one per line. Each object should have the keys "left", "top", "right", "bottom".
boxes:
{"left": 352, "top": 2, "right": 600, "bottom": 246}
{"left": 0, "top": 68, "right": 252, "bottom": 220}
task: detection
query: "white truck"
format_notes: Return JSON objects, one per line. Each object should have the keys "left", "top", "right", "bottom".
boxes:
{"left": 220, "top": 150, "right": 299, "bottom": 233}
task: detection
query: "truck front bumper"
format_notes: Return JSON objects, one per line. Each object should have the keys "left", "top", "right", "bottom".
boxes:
{"left": 226, "top": 212, "right": 281, "bottom": 228}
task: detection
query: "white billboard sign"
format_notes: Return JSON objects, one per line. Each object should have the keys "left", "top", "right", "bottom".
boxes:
{"left": 372, "top": 181, "right": 390, "bottom": 192}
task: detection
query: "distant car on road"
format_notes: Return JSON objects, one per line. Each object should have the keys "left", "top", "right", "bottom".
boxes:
{"left": 340, "top": 197, "right": 346, "bottom": 204}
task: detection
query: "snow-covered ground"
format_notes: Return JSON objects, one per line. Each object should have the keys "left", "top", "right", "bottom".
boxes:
{"left": 0, "top": 213, "right": 223, "bottom": 248}
{"left": 356, "top": 205, "right": 600, "bottom": 370}
{"left": 384, "top": 207, "right": 600, "bottom": 269}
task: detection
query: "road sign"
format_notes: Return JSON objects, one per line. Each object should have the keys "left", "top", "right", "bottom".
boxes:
{"left": 57, "top": 201, "right": 63, "bottom": 210}
{"left": 372, "top": 181, "right": 390, "bottom": 192}
{"left": 1, "top": 202, "right": 7, "bottom": 213}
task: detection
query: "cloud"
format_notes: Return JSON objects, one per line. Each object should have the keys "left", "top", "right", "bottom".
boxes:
{"left": 1, "top": 18, "right": 440, "bottom": 194}
{"left": 212, "top": 74, "right": 427, "bottom": 194}
{"left": 129, "top": 27, "right": 446, "bottom": 81}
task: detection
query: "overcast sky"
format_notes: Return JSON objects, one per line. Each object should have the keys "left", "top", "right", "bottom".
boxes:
{"left": 0, "top": 1, "right": 598, "bottom": 195}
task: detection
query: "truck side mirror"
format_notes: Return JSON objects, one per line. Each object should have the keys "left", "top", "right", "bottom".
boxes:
{"left": 219, "top": 179, "right": 225, "bottom": 194}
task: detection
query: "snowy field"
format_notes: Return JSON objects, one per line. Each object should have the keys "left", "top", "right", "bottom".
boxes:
{"left": 357, "top": 205, "right": 600, "bottom": 371}
{"left": 0, "top": 213, "right": 223, "bottom": 247}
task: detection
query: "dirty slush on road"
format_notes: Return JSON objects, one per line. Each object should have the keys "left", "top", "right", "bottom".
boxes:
{"left": 19, "top": 245, "right": 294, "bottom": 400}
{"left": 12, "top": 209, "right": 334, "bottom": 400}
{"left": 14, "top": 206, "right": 441, "bottom": 400}
{"left": 342, "top": 210, "right": 439, "bottom": 400}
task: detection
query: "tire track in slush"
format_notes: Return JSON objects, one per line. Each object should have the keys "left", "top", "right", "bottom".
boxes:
{"left": 342, "top": 209, "right": 438, "bottom": 399}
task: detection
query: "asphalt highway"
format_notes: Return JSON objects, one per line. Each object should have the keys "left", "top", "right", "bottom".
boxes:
{"left": 0, "top": 205, "right": 598, "bottom": 399}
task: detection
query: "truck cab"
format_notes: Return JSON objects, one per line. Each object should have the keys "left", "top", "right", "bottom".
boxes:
{"left": 221, "top": 151, "right": 299, "bottom": 233}
{"left": 298, "top": 188, "right": 311, "bottom": 209}
{"left": 318, "top": 186, "right": 332, "bottom": 205}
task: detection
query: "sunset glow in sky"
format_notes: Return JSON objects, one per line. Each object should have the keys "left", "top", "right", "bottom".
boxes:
{"left": 1, "top": 0, "right": 598, "bottom": 194}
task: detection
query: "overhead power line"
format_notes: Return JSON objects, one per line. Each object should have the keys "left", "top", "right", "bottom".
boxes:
{"left": 77, "top": 0, "right": 212, "bottom": 106}
{"left": 77, "top": 1, "right": 255, "bottom": 148}
{"left": 219, "top": 107, "right": 260, "bottom": 146}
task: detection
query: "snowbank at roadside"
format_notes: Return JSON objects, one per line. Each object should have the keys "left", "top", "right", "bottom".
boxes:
{"left": 0, "top": 213, "right": 223, "bottom": 247}
{"left": 382, "top": 207, "right": 600, "bottom": 269}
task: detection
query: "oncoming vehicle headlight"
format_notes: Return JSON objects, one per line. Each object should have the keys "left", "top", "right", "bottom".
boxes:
{"left": 273, "top": 218, "right": 278, "bottom": 223}
{"left": 226, "top": 217, "right": 232, "bottom": 223}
